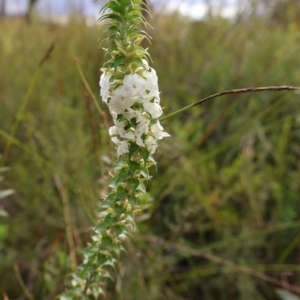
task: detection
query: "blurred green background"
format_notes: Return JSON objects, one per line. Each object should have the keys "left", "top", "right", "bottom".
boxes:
{"left": 1, "top": 0, "right": 300, "bottom": 299}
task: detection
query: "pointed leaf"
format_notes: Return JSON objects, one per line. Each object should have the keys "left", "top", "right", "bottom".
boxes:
{"left": 102, "top": 192, "right": 117, "bottom": 208}
{"left": 108, "top": 174, "right": 119, "bottom": 188}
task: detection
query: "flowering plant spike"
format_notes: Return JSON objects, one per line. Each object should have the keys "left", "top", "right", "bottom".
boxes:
{"left": 59, "top": 1, "right": 169, "bottom": 299}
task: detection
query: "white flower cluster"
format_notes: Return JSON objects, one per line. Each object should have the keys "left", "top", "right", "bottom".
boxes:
{"left": 100, "top": 63, "right": 170, "bottom": 156}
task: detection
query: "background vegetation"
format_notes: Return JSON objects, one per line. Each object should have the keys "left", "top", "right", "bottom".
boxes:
{"left": 1, "top": 0, "right": 300, "bottom": 299}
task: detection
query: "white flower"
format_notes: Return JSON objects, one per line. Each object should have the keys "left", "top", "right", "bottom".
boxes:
{"left": 135, "top": 135, "right": 145, "bottom": 147}
{"left": 114, "top": 120, "right": 127, "bottom": 136}
{"left": 110, "top": 133, "right": 130, "bottom": 156}
{"left": 124, "top": 131, "right": 135, "bottom": 140}
{"left": 151, "top": 121, "right": 170, "bottom": 140}
{"left": 144, "top": 68, "right": 158, "bottom": 84}
{"left": 109, "top": 120, "right": 129, "bottom": 151}
{"left": 143, "top": 99, "right": 163, "bottom": 118}
{"left": 124, "top": 131, "right": 145, "bottom": 147}
{"left": 109, "top": 85, "right": 137, "bottom": 114}
{"left": 145, "top": 136, "right": 157, "bottom": 154}
{"left": 109, "top": 120, "right": 126, "bottom": 138}
{"left": 99, "top": 72, "right": 110, "bottom": 104}
{"left": 142, "top": 69, "right": 160, "bottom": 102}
{"left": 117, "top": 140, "right": 129, "bottom": 156}
{"left": 123, "top": 73, "right": 146, "bottom": 100}
{"left": 136, "top": 118, "right": 150, "bottom": 137}
{"left": 101, "top": 65, "right": 168, "bottom": 156}
{"left": 123, "top": 108, "right": 145, "bottom": 122}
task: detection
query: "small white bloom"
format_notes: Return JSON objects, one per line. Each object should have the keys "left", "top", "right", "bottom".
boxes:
{"left": 117, "top": 140, "right": 129, "bottom": 156}
{"left": 99, "top": 72, "right": 110, "bottom": 104}
{"left": 151, "top": 121, "right": 170, "bottom": 140}
{"left": 145, "top": 136, "right": 157, "bottom": 154}
{"left": 109, "top": 120, "right": 126, "bottom": 138}
{"left": 111, "top": 135, "right": 119, "bottom": 145}
{"left": 101, "top": 65, "right": 167, "bottom": 156}
{"left": 109, "top": 84, "right": 137, "bottom": 114}
{"left": 145, "top": 67, "right": 158, "bottom": 84}
{"left": 143, "top": 99, "right": 163, "bottom": 118}
{"left": 123, "top": 74, "right": 146, "bottom": 99}
{"left": 135, "top": 135, "right": 145, "bottom": 147}
{"left": 124, "top": 131, "right": 144, "bottom": 147}
{"left": 123, "top": 108, "right": 144, "bottom": 122}
{"left": 109, "top": 126, "right": 118, "bottom": 137}
{"left": 135, "top": 118, "right": 150, "bottom": 136}
{"left": 124, "top": 131, "right": 135, "bottom": 140}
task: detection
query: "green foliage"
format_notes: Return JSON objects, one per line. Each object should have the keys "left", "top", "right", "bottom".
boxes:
{"left": 60, "top": 1, "right": 160, "bottom": 298}
{"left": 1, "top": 2, "right": 300, "bottom": 299}
{"left": 100, "top": 0, "right": 151, "bottom": 80}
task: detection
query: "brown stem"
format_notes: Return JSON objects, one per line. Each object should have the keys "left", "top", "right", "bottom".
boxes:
{"left": 145, "top": 235, "right": 300, "bottom": 294}
{"left": 193, "top": 86, "right": 300, "bottom": 107}
{"left": 161, "top": 86, "right": 300, "bottom": 123}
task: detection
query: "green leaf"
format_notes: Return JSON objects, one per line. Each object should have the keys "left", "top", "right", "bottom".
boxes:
{"left": 116, "top": 155, "right": 127, "bottom": 169}
{"left": 95, "top": 213, "right": 115, "bottom": 232}
{"left": 114, "top": 55, "right": 125, "bottom": 70}
{"left": 107, "top": 34, "right": 119, "bottom": 42}
{"left": 138, "top": 182, "right": 147, "bottom": 194}
{"left": 107, "top": 75, "right": 115, "bottom": 84}
{"left": 101, "top": 235, "right": 113, "bottom": 248}
{"left": 128, "top": 194, "right": 137, "bottom": 208}
{"left": 99, "top": 13, "right": 123, "bottom": 24}
{"left": 104, "top": 45, "right": 118, "bottom": 58}
{"left": 140, "top": 148, "right": 150, "bottom": 164}
{"left": 137, "top": 192, "right": 148, "bottom": 205}
{"left": 129, "top": 178, "right": 139, "bottom": 192}
{"left": 108, "top": 174, "right": 119, "bottom": 188}
{"left": 118, "top": 167, "right": 130, "bottom": 181}
{"left": 129, "top": 142, "right": 139, "bottom": 157}
{"left": 106, "top": 24, "right": 120, "bottom": 33}
{"left": 140, "top": 167, "right": 149, "bottom": 180}
{"left": 116, "top": 185, "right": 127, "bottom": 201}
{"left": 115, "top": 205, "right": 126, "bottom": 217}
{"left": 115, "top": 226, "right": 123, "bottom": 236}
{"left": 131, "top": 56, "right": 144, "bottom": 67}
{"left": 128, "top": 160, "right": 140, "bottom": 176}
{"left": 106, "top": 2, "right": 126, "bottom": 15}
{"left": 102, "top": 193, "right": 116, "bottom": 208}
{"left": 97, "top": 253, "right": 108, "bottom": 266}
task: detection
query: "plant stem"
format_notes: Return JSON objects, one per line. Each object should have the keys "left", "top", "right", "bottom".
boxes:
{"left": 53, "top": 174, "right": 77, "bottom": 269}
{"left": 0, "top": 42, "right": 55, "bottom": 167}
{"left": 160, "top": 86, "right": 300, "bottom": 122}
{"left": 13, "top": 263, "right": 35, "bottom": 300}
{"left": 74, "top": 57, "right": 109, "bottom": 131}
{"left": 146, "top": 235, "right": 300, "bottom": 294}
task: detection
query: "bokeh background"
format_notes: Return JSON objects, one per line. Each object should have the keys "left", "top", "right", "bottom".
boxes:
{"left": 1, "top": 0, "right": 300, "bottom": 299}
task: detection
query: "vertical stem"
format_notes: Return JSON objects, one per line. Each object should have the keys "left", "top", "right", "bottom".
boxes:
{"left": 1, "top": 42, "right": 54, "bottom": 167}
{"left": 13, "top": 263, "right": 35, "bottom": 300}
{"left": 53, "top": 174, "right": 77, "bottom": 269}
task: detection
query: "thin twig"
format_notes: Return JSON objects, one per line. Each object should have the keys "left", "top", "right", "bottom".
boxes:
{"left": 160, "top": 86, "right": 300, "bottom": 122}
{"left": 1, "top": 42, "right": 55, "bottom": 167}
{"left": 74, "top": 57, "right": 109, "bottom": 132}
{"left": 145, "top": 235, "right": 300, "bottom": 294}
{"left": 194, "top": 86, "right": 300, "bottom": 107}
{"left": 13, "top": 263, "right": 35, "bottom": 300}
{"left": 53, "top": 174, "right": 77, "bottom": 269}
